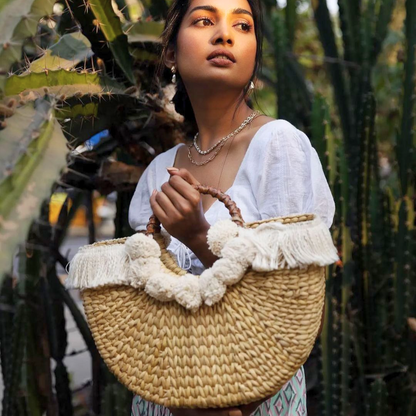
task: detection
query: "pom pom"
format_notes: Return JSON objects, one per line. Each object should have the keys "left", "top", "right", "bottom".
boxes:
{"left": 207, "top": 219, "right": 239, "bottom": 257}
{"left": 128, "top": 257, "right": 162, "bottom": 288}
{"left": 199, "top": 269, "right": 226, "bottom": 306}
{"left": 125, "top": 233, "right": 160, "bottom": 260}
{"left": 145, "top": 272, "right": 178, "bottom": 302}
{"left": 211, "top": 257, "right": 247, "bottom": 286}
{"left": 221, "top": 237, "right": 256, "bottom": 267}
{"left": 173, "top": 274, "right": 202, "bottom": 311}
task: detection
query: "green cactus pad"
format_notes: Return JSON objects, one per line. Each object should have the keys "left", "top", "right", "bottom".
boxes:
{"left": 0, "top": 98, "right": 68, "bottom": 279}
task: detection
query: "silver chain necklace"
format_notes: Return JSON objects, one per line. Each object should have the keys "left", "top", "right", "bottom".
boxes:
{"left": 187, "top": 111, "right": 261, "bottom": 167}
{"left": 192, "top": 111, "right": 260, "bottom": 155}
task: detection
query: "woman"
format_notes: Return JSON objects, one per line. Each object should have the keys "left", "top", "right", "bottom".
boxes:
{"left": 129, "top": 0, "right": 335, "bottom": 414}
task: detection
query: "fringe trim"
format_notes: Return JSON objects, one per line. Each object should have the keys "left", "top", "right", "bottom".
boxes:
{"left": 65, "top": 243, "right": 130, "bottom": 290}
{"left": 238, "top": 215, "right": 339, "bottom": 271}
{"left": 64, "top": 214, "right": 339, "bottom": 311}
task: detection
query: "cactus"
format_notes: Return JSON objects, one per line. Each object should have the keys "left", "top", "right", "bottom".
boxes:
{"left": 396, "top": 0, "right": 416, "bottom": 196}
{"left": 280, "top": 0, "right": 416, "bottom": 413}
{"left": 29, "top": 32, "right": 94, "bottom": 73}
{"left": 87, "top": 0, "right": 135, "bottom": 84}
{"left": 0, "top": 0, "right": 179, "bottom": 414}
{"left": 0, "top": 97, "right": 68, "bottom": 278}
{"left": 4, "top": 69, "right": 124, "bottom": 101}
{"left": 125, "top": 20, "right": 164, "bottom": 43}
{"left": 310, "top": 94, "right": 337, "bottom": 187}
{"left": 0, "top": 0, "right": 56, "bottom": 96}
{"left": 366, "top": 379, "right": 389, "bottom": 416}
{"left": 126, "top": 20, "right": 165, "bottom": 63}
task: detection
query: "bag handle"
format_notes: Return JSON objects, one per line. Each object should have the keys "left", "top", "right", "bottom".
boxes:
{"left": 145, "top": 184, "right": 245, "bottom": 236}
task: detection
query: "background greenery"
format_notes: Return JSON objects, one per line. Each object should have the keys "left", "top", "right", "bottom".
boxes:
{"left": 0, "top": 0, "right": 414, "bottom": 415}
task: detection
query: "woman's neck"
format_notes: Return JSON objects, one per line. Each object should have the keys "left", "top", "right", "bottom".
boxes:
{"left": 186, "top": 87, "right": 254, "bottom": 149}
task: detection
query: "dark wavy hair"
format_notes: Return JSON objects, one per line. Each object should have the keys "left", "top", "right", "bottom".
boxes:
{"left": 156, "top": 0, "right": 264, "bottom": 125}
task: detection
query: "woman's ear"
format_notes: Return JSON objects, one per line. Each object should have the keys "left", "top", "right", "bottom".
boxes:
{"left": 164, "top": 44, "right": 176, "bottom": 69}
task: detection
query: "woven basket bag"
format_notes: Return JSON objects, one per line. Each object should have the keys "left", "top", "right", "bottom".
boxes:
{"left": 66, "top": 185, "right": 338, "bottom": 409}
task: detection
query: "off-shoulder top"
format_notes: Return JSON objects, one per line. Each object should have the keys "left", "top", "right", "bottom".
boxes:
{"left": 129, "top": 119, "right": 335, "bottom": 274}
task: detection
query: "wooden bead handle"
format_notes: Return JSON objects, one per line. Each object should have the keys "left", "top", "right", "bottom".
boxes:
{"left": 145, "top": 184, "right": 244, "bottom": 236}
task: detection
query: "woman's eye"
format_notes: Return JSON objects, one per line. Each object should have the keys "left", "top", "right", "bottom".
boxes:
{"left": 193, "top": 17, "right": 213, "bottom": 27}
{"left": 236, "top": 22, "right": 252, "bottom": 32}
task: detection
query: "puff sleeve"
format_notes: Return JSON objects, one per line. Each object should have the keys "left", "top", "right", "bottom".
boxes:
{"left": 251, "top": 120, "right": 335, "bottom": 228}
{"left": 128, "top": 161, "right": 155, "bottom": 232}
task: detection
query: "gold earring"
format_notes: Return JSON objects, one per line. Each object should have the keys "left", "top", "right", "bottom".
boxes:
{"left": 171, "top": 65, "right": 177, "bottom": 84}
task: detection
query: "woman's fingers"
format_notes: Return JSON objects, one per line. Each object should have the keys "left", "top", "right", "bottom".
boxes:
{"left": 228, "top": 410, "right": 243, "bottom": 416}
{"left": 154, "top": 187, "right": 178, "bottom": 217}
{"left": 149, "top": 190, "right": 168, "bottom": 223}
{"left": 168, "top": 175, "right": 201, "bottom": 206}
{"left": 160, "top": 181, "right": 188, "bottom": 212}
{"left": 167, "top": 167, "right": 200, "bottom": 186}
{"left": 166, "top": 167, "right": 202, "bottom": 208}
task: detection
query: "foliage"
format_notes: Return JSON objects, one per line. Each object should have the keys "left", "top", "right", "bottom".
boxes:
{"left": 261, "top": 0, "right": 415, "bottom": 414}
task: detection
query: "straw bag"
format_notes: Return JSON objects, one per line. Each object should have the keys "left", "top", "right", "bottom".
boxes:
{"left": 66, "top": 185, "right": 338, "bottom": 409}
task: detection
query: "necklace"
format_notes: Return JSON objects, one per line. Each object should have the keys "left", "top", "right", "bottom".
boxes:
{"left": 188, "top": 111, "right": 260, "bottom": 166}
{"left": 193, "top": 110, "right": 260, "bottom": 155}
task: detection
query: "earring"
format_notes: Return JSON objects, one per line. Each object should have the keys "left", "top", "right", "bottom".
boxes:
{"left": 246, "top": 81, "right": 255, "bottom": 97}
{"left": 171, "top": 65, "right": 177, "bottom": 84}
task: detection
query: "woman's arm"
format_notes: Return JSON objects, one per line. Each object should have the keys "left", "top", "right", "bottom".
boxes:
{"left": 149, "top": 168, "right": 218, "bottom": 268}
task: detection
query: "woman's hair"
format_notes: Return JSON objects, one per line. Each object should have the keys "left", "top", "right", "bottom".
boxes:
{"left": 156, "top": 0, "right": 264, "bottom": 125}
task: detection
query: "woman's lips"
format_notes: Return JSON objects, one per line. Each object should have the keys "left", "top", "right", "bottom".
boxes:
{"left": 208, "top": 57, "right": 235, "bottom": 67}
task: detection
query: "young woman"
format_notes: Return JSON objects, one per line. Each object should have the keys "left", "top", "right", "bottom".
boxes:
{"left": 129, "top": 0, "right": 335, "bottom": 415}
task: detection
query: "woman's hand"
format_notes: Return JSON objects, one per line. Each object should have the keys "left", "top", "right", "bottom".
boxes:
{"left": 149, "top": 167, "right": 207, "bottom": 245}
{"left": 149, "top": 167, "right": 218, "bottom": 268}
{"left": 168, "top": 396, "right": 271, "bottom": 416}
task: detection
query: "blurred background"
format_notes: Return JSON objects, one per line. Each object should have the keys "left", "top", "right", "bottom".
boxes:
{"left": 0, "top": 0, "right": 414, "bottom": 415}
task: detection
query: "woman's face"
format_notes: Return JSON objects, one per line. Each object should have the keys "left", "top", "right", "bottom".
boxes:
{"left": 174, "top": 0, "right": 257, "bottom": 94}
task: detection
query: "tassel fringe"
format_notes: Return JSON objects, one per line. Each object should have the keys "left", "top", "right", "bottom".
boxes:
{"left": 65, "top": 243, "right": 130, "bottom": 290}
{"left": 64, "top": 214, "right": 339, "bottom": 311}
{"left": 239, "top": 216, "right": 339, "bottom": 271}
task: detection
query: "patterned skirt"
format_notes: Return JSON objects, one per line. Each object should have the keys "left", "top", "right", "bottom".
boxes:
{"left": 131, "top": 366, "right": 307, "bottom": 416}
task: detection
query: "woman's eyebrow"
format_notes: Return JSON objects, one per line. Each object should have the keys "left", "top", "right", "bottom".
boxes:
{"left": 188, "top": 5, "right": 253, "bottom": 18}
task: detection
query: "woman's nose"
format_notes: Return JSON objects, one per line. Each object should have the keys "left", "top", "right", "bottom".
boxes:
{"left": 211, "top": 22, "right": 234, "bottom": 46}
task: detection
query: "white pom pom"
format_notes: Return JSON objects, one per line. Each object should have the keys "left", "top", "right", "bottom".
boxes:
{"left": 173, "top": 274, "right": 202, "bottom": 311}
{"left": 221, "top": 237, "right": 256, "bottom": 267}
{"left": 211, "top": 257, "right": 247, "bottom": 286}
{"left": 207, "top": 219, "right": 239, "bottom": 257}
{"left": 125, "top": 233, "right": 160, "bottom": 260}
{"left": 199, "top": 269, "right": 226, "bottom": 306}
{"left": 145, "top": 272, "right": 178, "bottom": 302}
{"left": 128, "top": 257, "right": 161, "bottom": 288}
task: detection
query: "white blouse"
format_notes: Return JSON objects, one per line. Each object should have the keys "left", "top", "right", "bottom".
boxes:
{"left": 129, "top": 119, "right": 335, "bottom": 275}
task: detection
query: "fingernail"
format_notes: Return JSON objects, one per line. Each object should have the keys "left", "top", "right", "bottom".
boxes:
{"left": 167, "top": 167, "right": 179, "bottom": 173}
{"left": 152, "top": 189, "right": 157, "bottom": 195}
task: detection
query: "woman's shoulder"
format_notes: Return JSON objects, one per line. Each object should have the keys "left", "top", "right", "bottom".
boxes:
{"left": 150, "top": 143, "right": 184, "bottom": 167}
{"left": 248, "top": 117, "right": 308, "bottom": 156}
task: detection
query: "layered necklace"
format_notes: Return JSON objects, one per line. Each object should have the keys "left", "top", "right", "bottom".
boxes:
{"left": 188, "top": 110, "right": 261, "bottom": 166}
